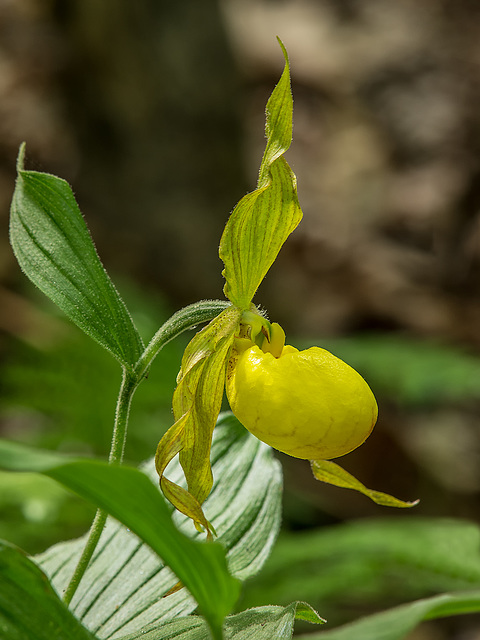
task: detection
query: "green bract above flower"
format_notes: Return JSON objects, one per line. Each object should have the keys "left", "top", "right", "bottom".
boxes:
{"left": 219, "top": 38, "right": 302, "bottom": 310}
{"left": 155, "top": 40, "right": 416, "bottom": 536}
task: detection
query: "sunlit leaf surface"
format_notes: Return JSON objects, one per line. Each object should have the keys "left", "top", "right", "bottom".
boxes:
{"left": 36, "top": 414, "right": 283, "bottom": 638}
{"left": 116, "top": 601, "right": 323, "bottom": 640}
{"left": 0, "top": 428, "right": 240, "bottom": 637}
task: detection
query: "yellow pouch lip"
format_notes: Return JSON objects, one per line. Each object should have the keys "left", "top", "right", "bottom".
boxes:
{"left": 227, "top": 342, "right": 378, "bottom": 461}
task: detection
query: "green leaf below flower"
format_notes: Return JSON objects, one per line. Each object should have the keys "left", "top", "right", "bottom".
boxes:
{"left": 0, "top": 438, "right": 239, "bottom": 638}
{"left": 37, "top": 414, "right": 283, "bottom": 638}
{"left": 0, "top": 540, "right": 96, "bottom": 640}
{"left": 116, "top": 601, "right": 324, "bottom": 640}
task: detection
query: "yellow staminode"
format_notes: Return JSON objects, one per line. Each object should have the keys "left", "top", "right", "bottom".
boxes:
{"left": 226, "top": 325, "right": 378, "bottom": 460}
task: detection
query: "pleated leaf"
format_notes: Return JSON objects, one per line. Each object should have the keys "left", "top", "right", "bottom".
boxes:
{"left": 311, "top": 460, "right": 418, "bottom": 508}
{"left": 0, "top": 540, "right": 96, "bottom": 640}
{"left": 36, "top": 413, "right": 283, "bottom": 639}
{"left": 0, "top": 437, "right": 240, "bottom": 638}
{"left": 116, "top": 602, "right": 324, "bottom": 640}
{"left": 10, "top": 145, "right": 144, "bottom": 367}
{"left": 219, "top": 39, "right": 302, "bottom": 309}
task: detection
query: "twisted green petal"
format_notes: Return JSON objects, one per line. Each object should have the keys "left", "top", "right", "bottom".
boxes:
{"left": 155, "top": 306, "right": 241, "bottom": 535}
{"left": 311, "top": 459, "right": 419, "bottom": 508}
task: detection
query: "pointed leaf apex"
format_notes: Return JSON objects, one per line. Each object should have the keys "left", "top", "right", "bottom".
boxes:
{"left": 276, "top": 36, "right": 289, "bottom": 65}
{"left": 16, "top": 142, "right": 26, "bottom": 173}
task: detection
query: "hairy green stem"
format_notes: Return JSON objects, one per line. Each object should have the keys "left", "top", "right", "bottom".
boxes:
{"left": 62, "top": 508, "right": 108, "bottom": 606}
{"left": 63, "top": 299, "right": 231, "bottom": 606}
{"left": 134, "top": 299, "right": 231, "bottom": 380}
{"left": 63, "top": 366, "right": 136, "bottom": 605}
{"left": 109, "top": 368, "right": 137, "bottom": 465}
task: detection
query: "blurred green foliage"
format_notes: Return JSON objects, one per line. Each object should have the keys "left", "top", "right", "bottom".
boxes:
{"left": 316, "top": 335, "right": 480, "bottom": 407}
{"left": 0, "top": 472, "right": 94, "bottom": 556}
{"left": 239, "top": 517, "right": 480, "bottom": 627}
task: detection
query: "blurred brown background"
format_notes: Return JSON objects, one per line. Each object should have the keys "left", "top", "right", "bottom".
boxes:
{"left": 2, "top": 0, "right": 480, "bottom": 336}
{"left": 2, "top": 1, "right": 480, "bottom": 638}
{"left": 3, "top": 0, "right": 480, "bottom": 336}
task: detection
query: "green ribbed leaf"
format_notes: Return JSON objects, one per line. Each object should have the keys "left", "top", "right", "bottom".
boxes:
{"left": 36, "top": 414, "right": 283, "bottom": 639}
{"left": 10, "top": 145, "right": 143, "bottom": 367}
{"left": 219, "top": 39, "right": 302, "bottom": 309}
{"left": 0, "top": 435, "right": 240, "bottom": 639}
{"left": 0, "top": 540, "right": 96, "bottom": 640}
{"left": 116, "top": 602, "right": 323, "bottom": 640}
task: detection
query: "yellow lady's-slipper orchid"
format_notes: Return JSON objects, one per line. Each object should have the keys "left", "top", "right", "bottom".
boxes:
{"left": 225, "top": 315, "right": 416, "bottom": 509}
{"left": 227, "top": 321, "right": 377, "bottom": 460}
{"left": 155, "top": 41, "right": 416, "bottom": 535}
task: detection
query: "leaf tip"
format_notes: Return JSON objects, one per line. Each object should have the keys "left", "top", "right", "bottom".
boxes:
{"left": 294, "top": 601, "right": 327, "bottom": 625}
{"left": 276, "top": 36, "right": 289, "bottom": 66}
{"left": 16, "top": 142, "right": 26, "bottom": 174}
